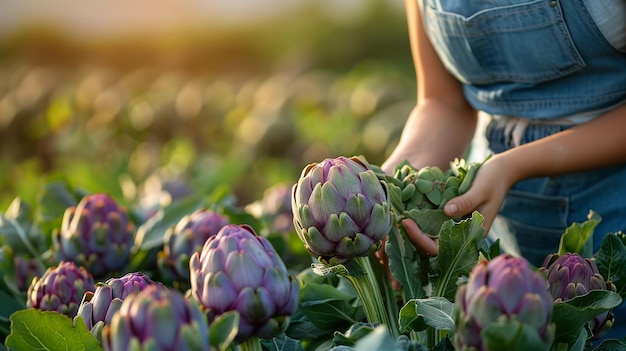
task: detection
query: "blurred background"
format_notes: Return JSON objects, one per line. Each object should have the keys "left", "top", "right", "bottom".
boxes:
{"left": 0, "top": 0, "right": 416, "bottom": 210}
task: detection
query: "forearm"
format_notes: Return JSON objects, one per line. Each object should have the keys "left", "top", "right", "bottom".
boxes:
{"left": 498, "top": 103, "right": 626, "bottom": 184}
{"left": 382, "top": 100, "right": 477, "bottom": 173}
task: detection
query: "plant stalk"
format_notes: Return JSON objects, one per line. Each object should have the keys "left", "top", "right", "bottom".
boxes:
{"left": 239, "top": 336, "right": 262, "bottom": 351}
{"left": 343, "top": 256, "right": 399, "bottom": 339}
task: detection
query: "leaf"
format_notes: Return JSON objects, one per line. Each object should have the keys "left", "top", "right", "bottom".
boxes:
{"left": 386, "top": 225, "right": 425, "bottom": 301}
{"left": 209, "top": 311, "right": 239, "bottom": 351}
{"left": 590, "top": 338, "right": 626, "bottom": 351}
{"left": 431, "top": 211, "right": 487, "bottom": 300}
{"left": 134, "top": 194, "right": 206, "bottom": 250}
{"left": 559, "top": 210, "right": 601, "bottom": 257}
{"left": 551, "top": 290, "right": 623, "bottom": 344}
{"left": 5, "top": 309, "right": 102, "bottom": 351}
{"left": 398, "top": 297, "right": 455, "bottom": 334}
{"left": 298, "top": 282, "right": 362, "bottom": 330}
{"left": 594, "top": 232, "right": 626, "bottom": 299}
{"left": 260, "top": 333, "right": 304, "bottom": 351}
{"left": 413, "top": 297, "right": 455, "bottom": 331}
{"left": 36, "top": 180, "right": 85, "bottom": 237}
{"left": 398, "top": 301, "right": 427, "bottom": 334}
{"left": 404, "top": 209, "right": 451, "bottom": 238}
{"left": 0, "top": 199, "right": 45, "bottom": 258}
{"left": 350, "top": 325, "right": 403, "bottom": 351}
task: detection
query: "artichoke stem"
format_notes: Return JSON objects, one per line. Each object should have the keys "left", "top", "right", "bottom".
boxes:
{"left": 344, "top": 256, "right": 399, "bottom": 339}
{"left": 239, "top": 336, "right": 262, "bottom": 351}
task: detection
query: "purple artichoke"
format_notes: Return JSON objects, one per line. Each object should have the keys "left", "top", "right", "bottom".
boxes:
{"left": 102, "top": 285, "right": 210, "bottom": 351}
{"left": 14, "top": 256, "right": 44, "bottom": 292}
{"left": 75, "top": 272, "right": 159, "bottom": 340}
{"left": 291, "top": 156, "right": 392, "bottom": 265}
{"left": 454, "top": 254, "right": 555, "bottom": 351}
{"left": 259, "top": 183, "right": 295, "bottom": 233}
{"left": 54, "top": 193, "right": 135, "bottom": 279}
{"left": 26, "top": 261, "right": 96, "bottom": 317}
{"left": 158, "top": 209, "right": 229, "bottom": 284}
{"left": 540, "top": 253, "right": 615, "bottom": 340}
{"left": 189, "top": 224, "right": 299, "bottom": 342}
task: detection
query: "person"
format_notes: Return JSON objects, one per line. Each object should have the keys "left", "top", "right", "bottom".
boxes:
{"left": 380, "top": 0, "right": 626, "bottom": 341}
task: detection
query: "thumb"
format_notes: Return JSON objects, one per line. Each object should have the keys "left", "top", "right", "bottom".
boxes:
{"left": 443, "top": 194, "right": 475, "bottom": 218}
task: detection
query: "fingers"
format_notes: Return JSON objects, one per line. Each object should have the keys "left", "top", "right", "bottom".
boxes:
{"left": 443, "top": 193, "right": 475, "bottom": 218}
{"left": 402, "top": 218, "right": 439, "bottom": 257}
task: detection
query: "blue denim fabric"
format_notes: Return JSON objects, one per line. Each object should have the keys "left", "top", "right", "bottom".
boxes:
{"left": 420, "top": 0, "right": 626, "bottom": 119}
{"left": 485, "top": 120, "right": 626, "bottom": 341}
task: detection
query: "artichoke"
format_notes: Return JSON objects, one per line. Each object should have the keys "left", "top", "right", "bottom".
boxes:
{"left": 75, "top": 272, "right": 159, "bottom": 340}
{"left": 454, "top": 254, "right": 555, "bottom": 351}
{"left": 158, "top": 208, "right": 229, "bottom": 284}
{"left": 26, "top": 260, "right": 96, "bottom": 317}
{"left": 14, "top": 256, "right": 44, "bottom": 292}
{"left": 101, "top": 285, "right": 210, "bottom": 351}
{"left": 54, "top": 193, "right": 135, "bottom": 279}
{"left": 189, "top": 224, "right": 299, "bottom": 342}
{"left": 292, "top": 156, "right": 392, "bottom": 265}
{"left": 246, "top": 183, "right": 295, "bottom": 234}
{"left": 540, "top": 253, "right": 615, "bottom": 340}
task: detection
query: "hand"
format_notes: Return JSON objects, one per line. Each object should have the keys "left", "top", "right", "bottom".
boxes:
{"left": 442, "top": 155, "right": 514, "bottom": 234}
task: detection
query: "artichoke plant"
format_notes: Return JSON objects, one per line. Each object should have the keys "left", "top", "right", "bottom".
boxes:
{"left": 454, "top": 254, "right": 555, "bottom": 351}
{"left": 14, "top": 256, "right": 44, "bottom": 292}
{"left": 75, "top": 272, "right": 159, "bottom": 340}
{"left": 54, "top": 193, "right": 135, "bottom": 279}
{"left": 291, "top": 156, "right": 392, "bottom": 265}
{"left": 189, "top": 224, "right": 299, "bottom": 343}
{"left": 158, "top": 208, "right": 229, "bottom": 285}
{"left": 26, "top": 260, "right": 96, "bottom": 317}
{"left": 540, "top": 253, "right": 615, "bottom": 340}
{"left": 101, "top": 285, "right": 210, "bottom": 351}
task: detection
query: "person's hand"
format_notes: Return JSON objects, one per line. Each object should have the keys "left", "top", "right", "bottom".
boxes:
{"left": 441, "top": 155, "right": 514, "bottom": 234}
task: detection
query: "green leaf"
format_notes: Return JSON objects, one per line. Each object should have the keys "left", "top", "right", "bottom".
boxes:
{"left": 398, "top": 300, "right": 427, "bottom": 333}
{"left": 481, "top": 318, "right": 553, "bottom": 351}
{"left": 551, "top": 290, "right": 623, "bottom": 344}
{"left": 36, "top": 180, "right": 85, "bottom": 237}
{"left": 431, "top": 211, "right": 487, "bottom": 300}
{"left": 386, "top": 225, "right": 425, "bottom": 301}
{"left": 209, "top": 310, "right": 239, "bottom": 351}
{"left": 5, "top": 309, "right": 102, "bottom": 351}
{"left": 398, "top": 297, "right": 455, "bottom": 334}
{"left": 590, "top": 338, "right": 626, "bottom": 351}
{"left": 134, "top": 194, "right": 206, "bottom": 250}
{"left": 0, "top": 199, "right": 45, "bottom": 258}
{"left": 298, "top": 282, "right": 362, "bottom": 330}
{"left": 594, "top": 232, "right": 626, "bottom": 299}
{"left": 559, "top": 210, "right": 601, "bottom": 257}
{"left": 260, "top": 333, "right": 304, "bottom": 351}
{"left": 403, "top": 209, "right": 451, "bottom": 238}
{"left": 350, "top": 325, "right": 403, "bottom": 351}
{"left": 413, "top": 297, "right": 455, "bottom": 331}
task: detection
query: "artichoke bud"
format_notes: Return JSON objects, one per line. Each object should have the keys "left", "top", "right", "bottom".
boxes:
{"left": 540, "top": 253, "right": 615, "bottom": 340}
{"left": 189, "top": 224, "right": 299, "bottom": 342}
{"left": 292, "top": 156, "right": 392, "bottom": 264}
{"left": 55, "top": 193, "right": 135, "bottom": 279}
{"left": 454, "top": 255, "right": 555, "bottom": 351}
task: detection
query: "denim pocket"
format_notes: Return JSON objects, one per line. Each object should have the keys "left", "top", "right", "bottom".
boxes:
{"left": 422, "top": 0, "right": 586, "bottom": 84}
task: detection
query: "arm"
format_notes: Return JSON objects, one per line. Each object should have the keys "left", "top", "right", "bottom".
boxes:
{"left": 382, "top": 0, "right": 478, "bottom": 174}
{"left": 444, "top": 102, "right": 626, "bottom": 234}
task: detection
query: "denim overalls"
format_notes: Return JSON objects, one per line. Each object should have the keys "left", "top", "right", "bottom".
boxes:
{"left": 419, "top": 0, "right": 626, "bottom": 340}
